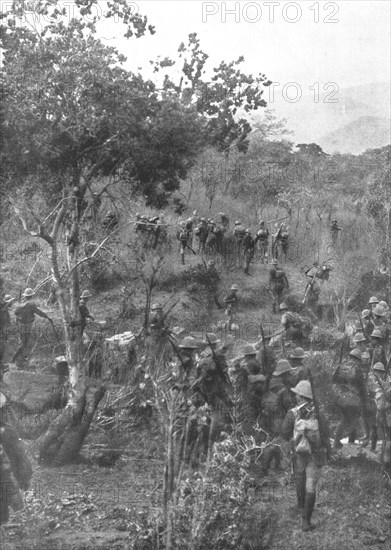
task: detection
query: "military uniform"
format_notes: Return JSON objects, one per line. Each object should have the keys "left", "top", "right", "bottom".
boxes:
{"left": 330, "top": 220, "right": 341, "bottom": 245}
{"left": 269, "top": 262, "right": 289, "bottom": 313}
{"left": 233, "top": 222, "right": 245, "bottom": 266}
{"left": 12, "top": 290, "right": 50, "bottom": 366}
{"left": 282, "top": 381, "right": 331, "bottom": 532}
{"left": 332, "top": 350, "right": 366, "bottom": 448}
{"left": 372, "top": 365, "right": 391, "bottom": 472}
{"left": 255, "top": 222, "right": 269, "bottom": 263}
{"left": 242, "top": 231, "right": 255, "bottom": 275}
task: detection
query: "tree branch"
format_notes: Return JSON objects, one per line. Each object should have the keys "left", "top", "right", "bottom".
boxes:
{"left": 65, "top": 236, "right": 110, "bottom": 280}
{"left": 12, "top": 203, "right": 53, "bottom": 245}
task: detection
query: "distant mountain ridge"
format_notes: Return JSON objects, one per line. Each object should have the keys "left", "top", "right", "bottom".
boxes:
{"left": 318, "top": 116, "right": 391, "bottom": 155}
{"left": 271, "top": 81, "right": 391, "bottom": 154}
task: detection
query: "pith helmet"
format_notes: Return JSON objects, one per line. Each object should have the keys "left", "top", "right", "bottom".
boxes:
{"left": 179, "top": 336, "right": 198, "bottom": 349}
{"left": 291, "top": 380, "right": 313, "bottom": 400}
{"left": 242, "top": 345, "right": 256, "bottom": 357}
{"left": 151, "top": 302, "right": 162, "bottom": 311}
{"left": 259, "top": 220, "right": 265, "bottom": 225}
{"left": 371, "top": 329, "right": 383, "bottom": 339}
{"left": 369, "top": 296, "right": 379, "bottom": 305}
{"left": 81, "top": 290, "right": 93, "bottom": 299}
{"left": 373, "top": 362, "right": 385, "bottom": 371}
{"left": 271, "top": 259, "right": 278, "bottom": 265}
{"left": 361, "top": 309, "right": 370, "bottom": 319}
{"left": 235, "top": 221, "right": 241, "bottom": 225}
{"left": 22, "top": 288, "right": 35, "bottom": 297}
{"left": 207, "top": 260, "right": 215, "bottom": 267}
{"left": 349, "top": 348, "right": 361, "bottom": 360}
{"left": 273, "top": 359, "right": 293, "bottom": 376}
{"left": 245, "top": 228, "right": 251, "bottom": 233}
{"left": 279, "top": 302, "right": 288, "bottom": 311}
{"left": 373, "top": 306, "right": 386, "bottom": 316}
{"left": 289, "top": 347, "right": 307, "bottom": 359}
{"left": 353, "top": 332, "right": 366, "bottom": 343}
{"left": 378, "top": 301, "right": 389, "bottom": 311}
{"left": 231, "top": 284, "right": 239, "bottom": 291}
{"left": 203, "top": 333, "right": 220, "bottom": 345}
{"left": 3, "top": 295, "right": 15, "bottom": 304}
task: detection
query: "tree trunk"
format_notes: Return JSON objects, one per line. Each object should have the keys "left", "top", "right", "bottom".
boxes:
{"left": 37, "top": 384, "right": 105, "bottom": 465}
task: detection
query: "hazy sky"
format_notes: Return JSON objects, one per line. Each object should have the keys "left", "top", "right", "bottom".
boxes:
{"left": 98, "top": 0, "right": 391, "bottom": 91}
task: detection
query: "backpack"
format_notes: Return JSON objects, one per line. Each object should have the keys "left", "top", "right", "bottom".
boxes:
{"left": 293, "top": 405, "right": 320, "bottom": 453}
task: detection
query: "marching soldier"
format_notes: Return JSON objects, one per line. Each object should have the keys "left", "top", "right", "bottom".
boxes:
{"left": 177, "top": 221, "right": 195, "bottom": 265}
{"left": 242, "top": 229, "right": 255, "bottom": 275}
{"left": 369, "top": 329, "right": 387, "bottom": 366}
{"left": 330, "top": 220, "right": 341, "bottom": 245}
{"left": 255, "top": 220, "right": 269, "bottom": 263}
{"left": 282, "top": 381, "right": 331, "bottom": 531}
{"left": 219, "top": 212, "right": 230, "bottom": 229}
{"left": 278, "top": 303, "right": 305, "bottom": 345}
{"left": 288, "top": 348, "right": 310, "bottom": 385}
{"left": 12, "top": 288, "right": 52, "bottom": 368}
{"left": 174, "top": 336, "right": 199, "bottom": 386}
{"left": 194, "top": 218, "right": 208, "bottom": 253}
{"left": 268, "top": 259, "right": 289, "bottom": 314}
{"left": 332, "top": 348, "right": 366, "bottom": 448}
{"left": 233, "top": 221, "right": 246, "bottom": 266}
{"left": 223, "top": 284, "right": 239, "bottom": 319}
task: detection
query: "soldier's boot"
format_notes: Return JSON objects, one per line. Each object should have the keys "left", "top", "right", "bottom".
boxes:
{"left": 333, "top": 425, "right": 343, "bottom": 450}
{"left": 302, "top": 492, "right": 316, "bottom": 532}
{"left": 295, "top": 474, "right": 306, "bottom": 512}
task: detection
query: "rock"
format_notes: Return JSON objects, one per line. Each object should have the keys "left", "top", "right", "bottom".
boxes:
{"left": 2, "top": 370, "right": 65, "bottom": 413}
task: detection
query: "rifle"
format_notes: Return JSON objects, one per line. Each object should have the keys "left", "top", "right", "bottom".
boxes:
{"left": 205, "top": 333, "right": 230, "bottom": 386}
{"left": 371, "top": 369, "right": 391, "bottom": 403}
{"left": 259, "top": 323, "right": 271, "bottom": 392}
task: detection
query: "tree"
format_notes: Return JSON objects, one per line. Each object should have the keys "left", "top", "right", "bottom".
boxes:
{"left": 1, "top": 0, "right": 159, "bottom": 464}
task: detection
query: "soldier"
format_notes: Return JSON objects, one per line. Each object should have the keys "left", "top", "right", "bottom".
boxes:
{"left": 288, "top": 348, "right": 310, "bottom": 384}
{"left": 177, "top": 221, "right": 194, "bottom": 265}
{"left": 79, "top": 290, "right": 94, "bottom": 334}
{"left": 12, "top": 288, "right": 52, "bottom": 367}
{"left": 223, "top": 284, "right": 239, "bottom": 321}
{"left": 175, "top": 336, "right": 199, "bottom": 386}
{"left": 242, "top": 229, "right": 255, "bottom": 275}
{"left": 303, "top": 264, "right": 321, "bottom": 313}
{"left": 282, "top": 381, "right": 331, "bottom": 532}
{"left": 219, "top": 212, "right": 230, "bottom": 229}
{"left": 194, "top": 218, "right": 209, "bottom": 253}
{"left": 332, "top": 348, "right": 366, "bottom": 449}
{"left": 360, "top": 309, "right": 371, "bottom": 337}
{"left": 363, "top": 361, "right": 381, "bottom": 452}
{"left": 240, "top": 345, "right": 266, "bottom": 434}
{"left": 368, "top": 295, "right": 380, "bottom": 312}
{"left": 269, "top": 259, "right": 289, "bottom": 314}
{"left": 233, "top": 221, "right": 245, "bottom": 266}
{"left": 371, "top": 362, "right": 391, "bottom": 472}
{"left": 279, "top": 303, "right": 305, "bottom": 345}
{"left": 278, "top": 223, "right": 290, "bottom": 262}
{"left": 255, "top": 220, "right": 269, "bottom": 263}
{"left": 0, "top": 392, "right": 32, "bottom": 525}
{"left": 369, "top": 306, "right": 389, "bottom": 342}
{"left": 330, "top": 219, "right": 341, "bottom": 245}
{"left": 369, "top": 329, "right": 387, "bottom": 366}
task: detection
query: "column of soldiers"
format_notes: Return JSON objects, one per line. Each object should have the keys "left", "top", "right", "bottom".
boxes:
{"left": 174, "top": 213, "right": 290, "bottom": 271}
